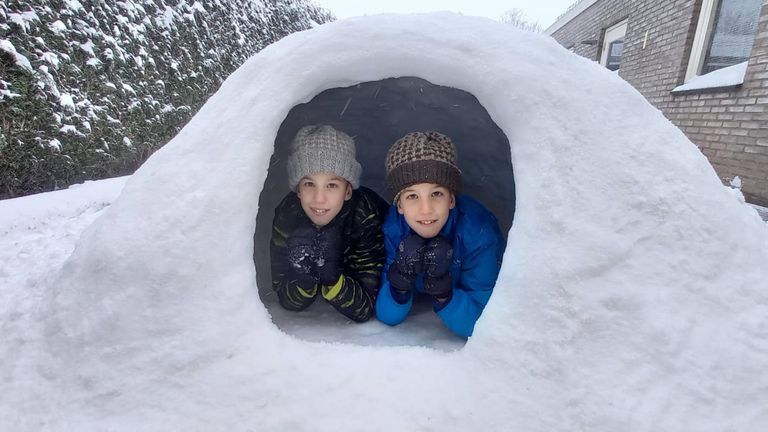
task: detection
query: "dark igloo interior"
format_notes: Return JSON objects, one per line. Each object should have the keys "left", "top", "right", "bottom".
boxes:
{"left": 254, "top": 77, "right": 515, "bottom": 348}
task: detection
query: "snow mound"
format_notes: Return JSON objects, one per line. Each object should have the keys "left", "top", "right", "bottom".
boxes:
{"left": 21, "top": 13, "right": 768, "bottom": 431}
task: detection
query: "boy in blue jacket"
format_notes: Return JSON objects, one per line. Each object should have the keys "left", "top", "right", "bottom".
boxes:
{"left": 376, "top": 131, "right": 505, "bottom": 338}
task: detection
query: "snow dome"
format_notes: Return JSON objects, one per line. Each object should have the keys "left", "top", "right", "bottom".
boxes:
{"left": 16, "top": 12, "right": 768, "bottom": 431}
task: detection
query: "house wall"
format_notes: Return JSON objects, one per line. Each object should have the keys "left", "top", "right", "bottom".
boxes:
{"left": 550, "top": 0, "right": 768, "bottom": 206}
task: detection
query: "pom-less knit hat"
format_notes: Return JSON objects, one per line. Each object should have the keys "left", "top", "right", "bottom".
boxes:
{"left": 287, "top": 125, "right": 362, "bottom": 190}
{"left": 385, "top": 131, "right": 462, "bottom": 202}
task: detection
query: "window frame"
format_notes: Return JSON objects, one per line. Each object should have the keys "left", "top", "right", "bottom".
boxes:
{"left": 684, "top": 0, "right": 761, "bottom": 82}
{"left": 600, "top": 20, "right": 628, "bottom": 71}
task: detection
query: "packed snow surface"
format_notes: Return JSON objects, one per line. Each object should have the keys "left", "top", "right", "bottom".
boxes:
{"left": 2, "top": 13, "right": 768, "bottom": 431}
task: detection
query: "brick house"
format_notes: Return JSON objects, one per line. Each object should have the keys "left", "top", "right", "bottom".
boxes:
{"left": 546, "top": 0, "right": 768, "bottom": 206}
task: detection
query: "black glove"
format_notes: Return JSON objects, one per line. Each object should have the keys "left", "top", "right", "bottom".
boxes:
{"left": 286, "top": 226, "right": 318, "bottom": 287}
{"left": 315, "top": 224, "right": 345, "bottom": 286}
{"left": 422, "top": 236, "right": 452, "bottom": 279}
{"left": 422, "top": 236, "right": 453, "bottom": 302}
{"left": 388, "top": 235, "right": 426, "bottom": 296}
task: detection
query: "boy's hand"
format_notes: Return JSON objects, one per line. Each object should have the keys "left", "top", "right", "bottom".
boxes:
{"left": 423, "top": 236, "right": 453, "bottom": 303}
{"left": 394, "top": 235, "right": 426, "bottom": 275}
{"left": 315, "top": 224, "right": 345, "bottom": 286}
{"left": 423, "top": 236, "right": 452, "bottom": 278}
{"left": 388, "top": 235, "right": 425, "bottom": 297}
{"left": 286, "top": 226, "right": 318, "bottom": 285}
{"left": 424, "top": 274, "right": 452, "bottom": 306}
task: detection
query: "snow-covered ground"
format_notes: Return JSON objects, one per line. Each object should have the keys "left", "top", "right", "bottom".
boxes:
{"left": 0, "top": 177, "right": 127, "bottom": 317}
{"left": 0, "top": 177, "right": 128, "bottom": 430}
{"left": 2, "top": 13, "right": 768, "bottom": 432}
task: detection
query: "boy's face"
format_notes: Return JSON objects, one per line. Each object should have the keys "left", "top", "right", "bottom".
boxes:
{"left": 297, "top": 173, "right": 352, "bottom": 227}
{"left": 396, "top": 183, "right": 456, "bottom": 239}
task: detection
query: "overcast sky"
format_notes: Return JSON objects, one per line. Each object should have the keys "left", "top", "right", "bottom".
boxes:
{"left": 314, "top": 0, "right": 578, "bottom": 29}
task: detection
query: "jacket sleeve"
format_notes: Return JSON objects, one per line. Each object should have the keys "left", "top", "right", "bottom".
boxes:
{"left": 321, "top": 193, "right": 387, "bottom": 322}
{"left": 270, "top": 208, "right": 318, "bottom": 312}
{"left": 436, "top": 222, "right": 503, "bottom": 338}
{"left": 375, "top": 209, "right": 414, "bottom": 326}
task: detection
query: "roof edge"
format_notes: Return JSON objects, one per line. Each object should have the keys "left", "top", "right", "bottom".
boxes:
{"left": 544, "top": 0, "right": 601, "bottom": 35}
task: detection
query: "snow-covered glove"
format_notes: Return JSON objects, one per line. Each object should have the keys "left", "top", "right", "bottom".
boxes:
{"left": 286, "top": 226, "right": 318, "bottom": 287}
{"left": 315, "top": 224, "right": 345, "bottom": 286}
{"left": 423, "top": 236, "right": 452, "bottom": 278}
{"left": 387, "top": 235, "right": 425, "bottom": 302}
{"left": 422, "top": 236, "right": 453, "bottom": 304}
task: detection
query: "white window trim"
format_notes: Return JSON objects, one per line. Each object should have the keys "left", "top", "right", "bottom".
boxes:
{"left": 600, "top": 20, "right": 628, "bottom": 69}
{"left": 684, "top": 0, "right": 720, "bottom": 82}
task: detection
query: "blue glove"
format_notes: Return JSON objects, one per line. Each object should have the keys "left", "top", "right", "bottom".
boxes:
{"left": 422, "top": 236, "right": 453, "bottom": 303}
{"left": 387, "top": 235, "right": 426, "bottom": 301}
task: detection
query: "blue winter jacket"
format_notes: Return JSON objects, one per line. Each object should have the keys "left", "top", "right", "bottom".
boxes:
{"left": 376, "top": 195, "right": 505, "bottom": 338}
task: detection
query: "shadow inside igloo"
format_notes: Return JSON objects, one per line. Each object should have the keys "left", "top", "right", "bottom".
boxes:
{"left": 254, "top": 77, "right": 515, "bottom": 349}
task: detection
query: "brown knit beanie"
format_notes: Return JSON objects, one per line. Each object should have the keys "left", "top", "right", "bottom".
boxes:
{"left": 385, "top": 131, "right": 462, "bottom": 202}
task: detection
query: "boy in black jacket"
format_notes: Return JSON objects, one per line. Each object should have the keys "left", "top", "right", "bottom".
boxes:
{"left": 270, "top": 125, "right": 388, "bottom": 322}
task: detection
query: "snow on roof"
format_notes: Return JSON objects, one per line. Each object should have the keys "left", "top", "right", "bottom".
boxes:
{"left": 12, "top": 12, "right": 768, "bottom": 431}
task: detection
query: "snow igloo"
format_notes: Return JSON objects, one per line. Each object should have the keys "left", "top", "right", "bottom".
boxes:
{"left": 30, "top": 13, "right": 768, "bottom": 431}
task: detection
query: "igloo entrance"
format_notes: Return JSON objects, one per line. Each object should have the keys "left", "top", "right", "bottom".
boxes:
{"left": 254, "top": 77, "right": 515, "bottom": 349}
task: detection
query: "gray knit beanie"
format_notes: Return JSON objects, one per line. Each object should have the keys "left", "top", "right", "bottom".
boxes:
{"left": 287, "top": 125, "right": 362, "bottom": 190}
{"left": 385, "top": 131, "right": 462, "bottom": 202}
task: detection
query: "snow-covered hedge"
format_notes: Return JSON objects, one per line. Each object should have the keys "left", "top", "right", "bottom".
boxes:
{"left": 0, "top": 0, "right": 332, "bottom": 198}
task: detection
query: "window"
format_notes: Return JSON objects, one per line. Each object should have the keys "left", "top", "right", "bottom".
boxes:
{"left": 685, "top": 0, "right": 763, "bottom": 81}
{"left": 601, "top": 20, "right": 627, "bottom": 71}
{"left": 606, "top": 40, "right": 624, "bottom": 71}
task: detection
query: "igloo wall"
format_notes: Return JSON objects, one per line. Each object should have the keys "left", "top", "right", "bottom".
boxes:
{"left": 24, "top": 13, "right": 768, "bottom": 431}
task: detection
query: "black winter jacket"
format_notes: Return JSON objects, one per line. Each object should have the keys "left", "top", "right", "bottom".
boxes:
{"left": 270, "top": 187, "right": 388, "bottom": 322}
